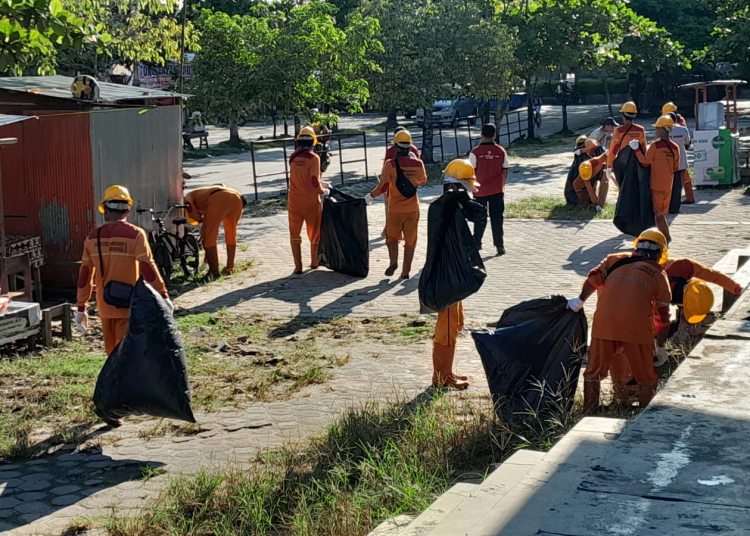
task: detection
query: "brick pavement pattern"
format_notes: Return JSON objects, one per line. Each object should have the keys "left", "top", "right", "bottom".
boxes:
{"left": 3, "top": 181, "right": 750, "bottom": 534}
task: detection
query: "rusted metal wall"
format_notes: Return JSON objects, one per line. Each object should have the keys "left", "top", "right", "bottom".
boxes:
{"left": 90, "top": 106, "right": 183, "bottom": 232}
{"left": 0, "top": 121, "right": 31, "bottom": 233}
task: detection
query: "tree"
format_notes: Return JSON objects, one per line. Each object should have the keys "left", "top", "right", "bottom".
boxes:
{"left": 0, "top": 0, "right": 93, "bottom": 74}
{"left": 191, "top": 11, "right": 274, "bottom": 145}
{"left": 711, "top": 0, "right": 750, "bottom": 81}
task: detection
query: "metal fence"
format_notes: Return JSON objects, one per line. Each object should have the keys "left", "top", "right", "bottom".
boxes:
{"left": 495, "top": 109, "right": 529, "bottom": 147}
{"left": 385, "top": 115, "right": 489, "bottom": 163}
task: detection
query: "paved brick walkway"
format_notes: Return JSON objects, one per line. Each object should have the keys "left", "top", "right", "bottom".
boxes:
{"left": 3, "top": 176, "right": 750, "bottom": 534}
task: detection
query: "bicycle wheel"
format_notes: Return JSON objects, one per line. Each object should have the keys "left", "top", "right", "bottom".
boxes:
{"left": 152, "top": 243, "right": 173, "bottom": 282}
{"left": 180, "top": 234, "right": 201, "bottom": 278}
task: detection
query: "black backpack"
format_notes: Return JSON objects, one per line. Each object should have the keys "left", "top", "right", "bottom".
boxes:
{"left": 394, "top": 158, "right": 417, "bottom": 198}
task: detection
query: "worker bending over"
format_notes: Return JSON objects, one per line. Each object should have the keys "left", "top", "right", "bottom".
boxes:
{"left": 608, "top": 102, "right": 647, "bottom": 186}
{"left": 568, "top": 229, "right": 671, "bottom": 412}
{"left": 666, "top": 257, "right": 742, "bottom": 325}
{"left": 589, "top": 117, "right": 618, "bottom": 150}
{"left": 75, "top": 186, "right": 170, "bottom": 356}
{"left": 470, "top": 123, "right": 509, "bottom": 256}
{"left": 185, "top": 185, "right": 246, "bottom": 277}
{"left": 432, "top": 159, "right": 484, "bottom": 389}
{"left": 630, "top": 115, "right": 680, "bottom": 242}
{"left": 573, "top": 149, "right": 608, "bottom": 209}
{"left": 366, "top": 130, "right": 427, "bottom": 279}
{"left": 666, "top": 110, "right": 694, "bottom": 211}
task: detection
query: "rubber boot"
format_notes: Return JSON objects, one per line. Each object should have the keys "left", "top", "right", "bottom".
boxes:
{"left": 638, "top": 383, "right": 657, "bottom": 408}
{"left": 583, "top": 380, "right": 601, "bottom": 414}
{"left": 431, "top": 342, "right": 469, "bottom": 389}
{"left": 222, "top": 245, "right": 237, "bottom": 275}
{"left": 204, "top": 246, "right": 220, "bottom": 277}
{"left": 400, "top": 247, "right": 415, "bottom": 279}
{"left": 291, "top": 241, "right": 303, "bottom": 274}
{"left": 310, "top": 243, "right": 319, "bottom": 269}
{"left": 385, "top": 241, "right": 399, "bottom": 276}
{"left": 683, "top": 171, "right": 696, "bottom": 203}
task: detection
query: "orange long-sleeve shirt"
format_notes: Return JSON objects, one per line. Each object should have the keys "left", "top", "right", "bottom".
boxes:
{"left": 77, "top": 221, "right": 167, "bottom": 319}
{"left": 288, "top": 148, "right": 324, "bottom": 212}
{"left": 576, "top": 152, "right": 608, "bottom": 182}
{"left": 585, "top": 253, "right": 671, "bottom": 344}
{"left": 607, "top": 123, "right": 647, "bottom": 168}
{"left": 371, "top": 155, "right": 427, "bottom": 214}
{"left": 185, "top": 186, "right": 243, "bottom": 224}
{"left": 635, "top": 139, "right": 680, "bottom": 192}
{"left": 665, "top": 258, "right": 740, "bottom": 301}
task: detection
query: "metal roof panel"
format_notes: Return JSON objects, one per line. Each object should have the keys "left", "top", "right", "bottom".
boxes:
{"left": 0, "top": 76, "right": 188, "bottom": 103}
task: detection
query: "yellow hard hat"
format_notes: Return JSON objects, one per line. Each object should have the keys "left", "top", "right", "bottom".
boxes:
{"left": 393, "top": 130, "right": 412, "bottom": 145}
{"left": 620, "top": 101, "right": 638, "bottom": 115}
{"left": 662, "top": 102, "right": 678, "bottom": 115}
{"left": 683, "top": 279, "right": 714, "bottom": 324}
{"left": 443, "top": 159, "right": 480, "bottom": 192}
{"left": 575, "top": 135, "right": 588, "bottom": 149}
{"left": 579, "top": 161, "right": 593, "bottom": 181}
{"left": 633, "top": 228, "right": 668, "bottom": 265}
{"left": 297, "top": 126, "right": 318, "bottom": 145}
{"left": 652, "top": 115, "right": 675, "bottom": 129}
{"left": 99, "top": 185, "right": 134, "bottom": 214}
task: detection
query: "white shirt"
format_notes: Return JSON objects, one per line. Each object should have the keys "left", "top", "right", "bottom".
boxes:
{"left": 589, "top": 126, "right": 610, "bottom": 150}
{"left": 669, "top": 125, "right": 691, "bottom": 171}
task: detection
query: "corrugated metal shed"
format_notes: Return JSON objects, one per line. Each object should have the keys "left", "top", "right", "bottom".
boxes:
{"left": 0, "top": 76, "right": 188, "bottom": 103}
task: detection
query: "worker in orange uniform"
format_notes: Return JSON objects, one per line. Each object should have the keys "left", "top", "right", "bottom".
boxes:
{"left": 608, "top": 102, "right": 647, "bottom": 186}
{"left": 432, "top": 159, "right": 484, "bottom": 389}
{"left": 381, "top": 127, "right": 420, "bottom": 238}
{"left": 629, "top": 115, "right": 680, "bottom": 242}
{"left": 185, "top": 185, "right": 246, "bottom": 277}
{"left": 567, "top": 228, "right": 671, "bottom": 412}
{"left": 662, "top": 102, "right": 687, "bottom": 127}
{"left": 288, "top": 126, "right": 330, "bottom": 274}
{"left": 75, "top": 186, "right": 170, "bottom": 356}
{"left": 365, "top": 130, "right": 427, "bottom": 279}
{"left": 573, "top": 150, "right": 608, "bottom": 209}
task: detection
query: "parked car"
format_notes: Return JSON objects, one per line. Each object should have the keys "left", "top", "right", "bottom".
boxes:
{"left": 416, "top": 97, "right": 481, "bottom": 127}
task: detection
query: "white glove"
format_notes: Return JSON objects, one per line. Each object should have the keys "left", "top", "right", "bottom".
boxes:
{"left": 595, "top": 205, "right": 603, "bottom": 213}
{"left": 165, "top": 298, "right": 174, "bottom": 315}
{"left": 322, "top": 188, "right": 331, "bottom": 198}
{"left": 628, "top": 140, "right": 640, "bottom": 150}
{"left": 654, "top": 344, "right": 669, "bottom": 367}
{"left": 567, "top": 297, "right": 584, "bottom": 312}
{"left": 74, "top": 311, "right": 88, "bottom": 334}
{"left": 364, "top": 193, "right": 373, "bottom": 205}
{"left": 574, "top": 149, "right": 582, "bottom": 156}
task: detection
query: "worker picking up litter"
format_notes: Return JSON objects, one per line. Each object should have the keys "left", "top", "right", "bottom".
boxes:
{"left": 568, "top": 228, "right": 671, "bottom": 412}
{"left": 572, "top": 141, "right": 608, "bottom": 209}
{"left": 608, "top": 102, "right": 647, "bottom": 186}
{"left": 366, "top": 129, "right": 427, "bottom": 279}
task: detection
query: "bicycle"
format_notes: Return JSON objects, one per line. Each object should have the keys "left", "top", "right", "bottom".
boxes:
{"left": 136, "top": 205, "right": 201, "bottom": 282}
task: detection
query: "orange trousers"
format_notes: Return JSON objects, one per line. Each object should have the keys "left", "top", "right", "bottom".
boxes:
{"left": 432, "top": 302, "right": 465, "bottom": 384}
{"left": 583, "top": 338, "right": 658, "bottom": 387}
{"left": 386, "top": 210, "right": 419, "bottom": 248}
{"left": 289, "top": 203, "right": 322, "bottom": 244}
{"left": 202, "top": 190, "right": 244, "bottom": 248}
{"left": 102, "top": 317, "right": 129, "bottom": 356}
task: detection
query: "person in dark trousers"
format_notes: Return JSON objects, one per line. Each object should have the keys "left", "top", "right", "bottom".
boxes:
{"left": 469, "top": 123, "right": 509, "bottom": 255}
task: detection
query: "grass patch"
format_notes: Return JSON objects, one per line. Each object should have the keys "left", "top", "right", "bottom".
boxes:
{"left": 0, "top": 313, "right": 432, "bottom": 460}
{"left": 101, "top": 389, "right": 581, "bottom": 536}
{"left": 244, "top": 197, "right": 288, "bottom": 218}
{"left": 505, "top": 195, "right": 615, "bottom": 220}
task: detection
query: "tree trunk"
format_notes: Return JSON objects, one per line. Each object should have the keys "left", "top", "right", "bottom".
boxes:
{"left": 422, "top": 108, "right": 434, "bottom": 164}
{"left": 526, "top": 96, "right": 535, "bottom": 140}
{"left": 386, "top": 110, "right": 398, "bottom": 128}
{"left": 229, "top": 121, "right": 241, "bottom": 146}
{"left": 283, "top": 113, "right": 289, "bottom": 137}
{"left": 604, "top": 77, "right": 614, "bottom": 117}
{"left": 482, "top": 100, "right": 491, "bottom": 125}
{"left": 273, "top": 116, "right": 277, "bottom": 139}
{"left": 293, "top": 113, "right": 300, "bottom": 136}
{"left": 561, "top": 102, "right": 569, "bottom": 133}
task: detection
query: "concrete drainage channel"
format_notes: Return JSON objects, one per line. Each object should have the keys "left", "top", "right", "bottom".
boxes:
{"left": 370, "top": 247, "right": 750, "bottom": 536}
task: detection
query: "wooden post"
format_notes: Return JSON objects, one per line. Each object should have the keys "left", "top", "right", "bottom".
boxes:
{"left": 694, "top": 87, "right": 699, "bottom": 131}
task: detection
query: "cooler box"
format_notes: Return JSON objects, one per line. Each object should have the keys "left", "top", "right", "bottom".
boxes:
{"left": 0, "top": 301, "right": 41, "bottom": 345}
{"left": 692, "top": 128, "right": 740, "bottom": 186}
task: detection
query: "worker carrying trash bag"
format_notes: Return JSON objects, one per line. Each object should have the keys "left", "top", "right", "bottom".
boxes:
{"left": 288, "top": 126, "right": 331, "bottom": 274}
{"left": 185, "top": 185, "right": 246, "bottom": 278}
{"left": 608, "top": 102, "right": 647, "bottom": 186}
{"left": 630, "top": 115, "right": 680, "bottom": 243}
{"left": 75, "top": 185, "right": 171, "bottom": 356}
{"left": 365, "top": 129, "right": 427, "bottom": 279}
{"left": 381, "top": 126, "right": 420, "bottom": 238}
{"left": 567, "top": 228, "right": 671, "bottom": 412}
{"left": 572, "top": 143, "right": 608, "bottom": 209}
{"left": 565, "top": 136, "right": 602, "bottom": 206}
{"left": 427, "top": 159, "right": 485, "bottom": 389}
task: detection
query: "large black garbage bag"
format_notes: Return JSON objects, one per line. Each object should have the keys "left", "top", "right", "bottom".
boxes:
{"left": 318, "top": 188, "right": 369, "bottom": 278}
{"left": 472, "top": 295, "right": 586, "bottom": 419}
{"left": 419, "top": 192, "right": 486, "bottom": 314}
{"left": 564, "top": 146, "right": 604, "bottom": 206}
{"left": 613, "top": 147, "right": 655, "bottom": 237}
{"left": 93, "top": 279, "right": 195, "bottom": 423}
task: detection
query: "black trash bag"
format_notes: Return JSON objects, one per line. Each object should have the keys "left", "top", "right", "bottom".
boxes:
{"left": 564, "top": 146, "right": 604, "bottom": 206}
{"left": 419, "top": 191, "right": 486, "bottom": 314}
{"left": 93, "top": 279, "right": 196, "bottom": 423}
{"left": 472, "top": 295, "right": 587, "bottom": 419}
{"left": 613, "top": 147, "right": 655, "bottom": 237}
{"left": 669, "top": 171, "right": 682, "bottom": 215}
{"left": 318, "top": 188, "right": 369, "bottom": 278}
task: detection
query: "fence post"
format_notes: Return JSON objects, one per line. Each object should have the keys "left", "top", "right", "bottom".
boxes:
{"left": 250, "top": 142, "right": 259, "bottom": 201}
{"left": 506, "top": 114, "right": 511, "bottom": 146}
{"left": 454, "top": 122, "right": 459, "bottom": 158}
{"left": 363, "top": 132, "right": 369, "bottom": 180}
{"left": 338, "top": 137, "right": 344, "bottom": 185}
{"left": 438, "top": 123, "right": 444, "bottom": 162}
{"left": 282, "top": 141, "right": 290, "bottom": 190}
{"left": 466, "top": 119, "right": 472, "bottom": 154}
